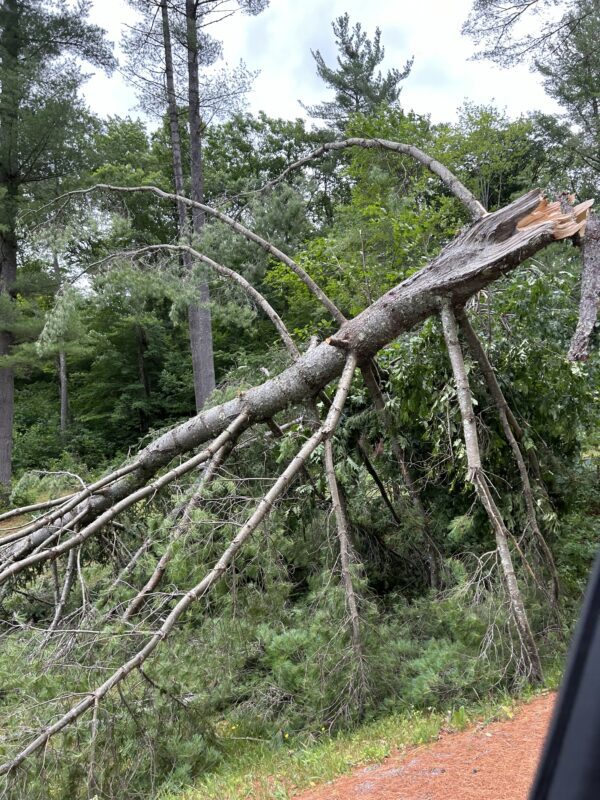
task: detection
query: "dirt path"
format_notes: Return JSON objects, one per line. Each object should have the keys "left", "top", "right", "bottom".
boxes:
{"left": 293, "top": 693, "right": 555, "bottom": 800}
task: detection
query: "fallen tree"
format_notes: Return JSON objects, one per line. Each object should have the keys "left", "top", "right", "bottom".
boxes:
{"left": 0, "top": 135, "right": 594, "bottom": 779}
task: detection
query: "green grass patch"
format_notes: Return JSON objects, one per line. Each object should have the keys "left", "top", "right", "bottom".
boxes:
{"left": 160, "top": 688, "right": 553, "bottom": 800}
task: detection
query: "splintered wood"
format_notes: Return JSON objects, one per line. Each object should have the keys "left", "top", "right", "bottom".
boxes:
{"left": 517, "top": 196, "right": 594, "bottom": 240}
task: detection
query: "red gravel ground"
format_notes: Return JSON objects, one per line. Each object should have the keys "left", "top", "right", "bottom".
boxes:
{"left": 292, "top": 693, "right": 555, "bottom": 800}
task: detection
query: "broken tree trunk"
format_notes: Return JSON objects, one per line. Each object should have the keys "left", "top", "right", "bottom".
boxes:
{"left": 439, "top": 298, "right": 543, "bottom": 683}
{"left": 568, "top": 210, "right": 600, "bottom": 361}
{"left": 0, "top": 190, "right": 588, "bottom": 575}
{"left": 0, "top": 353, "right": 358, "bottom": 776}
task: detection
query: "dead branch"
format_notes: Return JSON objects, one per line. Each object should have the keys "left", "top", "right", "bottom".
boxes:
{"left": 456, "top": 306, "right": 560, "bottom": 605}
{"left": 263, "top": 137, "right": 488, "bottom": 221}
{"left": 324, "top": 439, "right": 364, "bottom": 677}
{"left": 439, "top": 298, "right": 543, "bottom": 683}
{"left": 0, "top": 353, "right": 358, "bottom": 776}
{"left": 42, "top": 548, "right": 77, "bottom": 642}
{"left": 121, "top": 437, "right": 237, "bottom": 621}
{"left": 115, "top": 244, "right": 300, "bottom": 360}
{"left": 50, "top": 184, "right": 346, "bottom": 326}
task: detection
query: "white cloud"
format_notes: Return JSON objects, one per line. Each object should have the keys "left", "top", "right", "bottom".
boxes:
{"left": 82, "top": 0, "right": 561, "bottom": 124}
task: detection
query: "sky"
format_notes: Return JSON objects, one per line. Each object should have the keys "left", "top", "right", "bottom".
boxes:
{"left": 84, "top": 0, "right": 561, "bottom": 125}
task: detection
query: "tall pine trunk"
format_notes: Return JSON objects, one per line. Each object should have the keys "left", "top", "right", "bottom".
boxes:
{"left": 185, "top": 0, "right": 215, "bottom": 411}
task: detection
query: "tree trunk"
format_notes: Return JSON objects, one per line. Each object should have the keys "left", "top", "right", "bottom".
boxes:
{"left": 185, "top": 0, "right": 215, "bottom": 411}
{"left": 161, "top": 0, "right": 215, "bottom": 412}
{"left": 136, "top": 324, "right": 150, "bottom": 434}
{"left": 58, "top": 350, "right": 69, "bottom": 435}
{"left": 440, "top": 299, "right": 543, "bottom": 683}
{"left": 568, "top": 211, "right": 600, "bottom": 361}
{"left": 2, "top": 191, "right": 588, "bottom": 563}
{"left": 0, "top": 2, "right": 20, "bottom": 491}
{"left": 0, "top": 232, "right": 17, "bottom": 491}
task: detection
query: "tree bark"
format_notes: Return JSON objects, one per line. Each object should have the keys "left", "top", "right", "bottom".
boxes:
{"left": 324, "top": 438, "right": 364, "bottom": 671}
{"left": 0, "top": 354, "right": 358, "bottom": 776}
{"left": 568, "top": 211, "right": 600, "bottom": 361}
{"left": 185, "top": 0, "right": 215, "bottom": 411}
{"left": 0, "top": 228, "right": 17, "bottom": 491}
{"left": 440, "top": 299, "right": 543, "bottom": 683}
{"left": 58, "top": 349, "right": 69, "bottom": 435}
{"left": 161, "top": 0, "right": 215, "bottom": 412}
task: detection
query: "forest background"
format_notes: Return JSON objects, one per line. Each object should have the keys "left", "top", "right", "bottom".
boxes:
{"left": 0, "top": 0, "right": 598, "bottom": 798}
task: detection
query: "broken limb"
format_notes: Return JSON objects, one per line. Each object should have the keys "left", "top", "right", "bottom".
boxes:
{"left": 121, "top": 437, "right": 237, "bottom": 622}
{"left": 456, "top": 306, "right": 560, "bottom": 605}
{"left": 439, "top": 298, "right": 543, "bottom": 683}
{"left": 324, "top": 438, "right": 364, "bottom": 662}
{"left": 0, "top": 413, "right": 251, "bottom": 586}
{"left": 0, "top": 353, "right": 357, "bottom": 777}
{"left": 263, "top": 137, "right": 488, "bottom": 221}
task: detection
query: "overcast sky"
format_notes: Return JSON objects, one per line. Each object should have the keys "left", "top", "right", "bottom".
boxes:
{"left": 84, "top": 0, "right": 560, "bottom": 125}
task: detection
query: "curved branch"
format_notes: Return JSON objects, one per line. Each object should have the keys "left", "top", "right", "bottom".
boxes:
{"left": 264, "top": 137, "right": 488, "bottom": 221}
{"left": 126, "top": 244, "right": 300, "bottom": 359}
{"left": 51, "top": 184, "right": 346, "bottom": 325}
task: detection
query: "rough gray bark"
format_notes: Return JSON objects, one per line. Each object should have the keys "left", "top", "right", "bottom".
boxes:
{"left": 160, "top": 0, "right": 215, "bottom": 412}
{"left": 568, "top": 211, "right": 600, "bottom": 361}
{"left": 160, "top": 0, "right": 187, "bottom": 235}
{"left": 1, "top": 189, "right": 587, "bottom": 570}
{"left": 456, "top": 306, "right": 560, "bottom": 605}
{"left": 185, "top": 0, "right": 216, "bottom": 411}
{"left": 439, "top": 299, "right": 543, "bottom": 683}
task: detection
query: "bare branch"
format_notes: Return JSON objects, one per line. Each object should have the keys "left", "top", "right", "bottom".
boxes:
{"left": 439, "top": 298, "right": 543, "bottom": 682}
{"left": 263, "top": 137, "right": 488, "bottom": 221}
{"left": 456, "top": 306, "right": 560, "bottom": 604}
{"left": 0, "top": 353, "right": 357, "bottom": 776}
{"left": 124, "top": 244, "right": 300, "bottom": 359}
{"left": 45, "top": 184, "right": 346, "bottom": 325}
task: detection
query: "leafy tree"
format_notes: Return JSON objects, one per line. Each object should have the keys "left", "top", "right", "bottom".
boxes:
{"left": 305, "top": 13, "right": 413, "bottom": 129}
{"left": 0, "top": 0, "right": 114, "bottom": 489}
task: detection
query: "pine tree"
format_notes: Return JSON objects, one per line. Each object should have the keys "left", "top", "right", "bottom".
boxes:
{"left": 305, "top": 13, "right": 413, "bottom": 129}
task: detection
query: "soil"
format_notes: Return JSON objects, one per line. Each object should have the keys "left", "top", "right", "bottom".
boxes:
{"left": 292, "top": 692, "right": 555, "bottom": 800}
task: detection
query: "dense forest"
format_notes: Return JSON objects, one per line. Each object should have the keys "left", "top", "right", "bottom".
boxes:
{"left": 0, "top": 0, "right": 598, "bottom": 798}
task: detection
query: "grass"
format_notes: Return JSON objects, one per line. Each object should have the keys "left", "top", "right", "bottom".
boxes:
{"left": 160, "top": 683, "right": 557, "bottom": 800}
